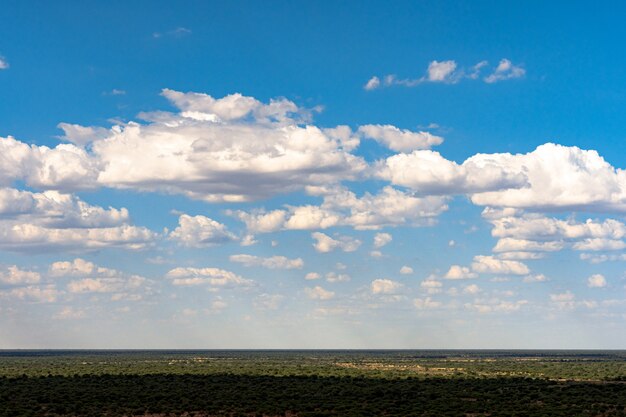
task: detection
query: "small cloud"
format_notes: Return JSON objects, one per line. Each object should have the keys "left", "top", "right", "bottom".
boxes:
{"left": 103, "top": 89, "right": 126, "bottom": 96}
{"left": 153, "top": 27, "right": 192, "bottom": 39}
{"left": 484, "top": 59, "right": 525, "bottom": 83}
{"left": 587, "top": 274, "right": 607, "bottom": 288}
{"left": 240, "top": 235, "right": 258, "bottom": 246}
{"left": 305, "top": 286, "right": 334, "bottom": 300}
{"left": 523, "top": 274, "right": 548, "bottom": 283}
{"left": 364, "top": 76, "right": 381, "bottom": 91}
{"left": 367, "top": 58, "right": 525, "bottom": 89}
{"left": 0, "top": 56, "right": 9, "bottom": 70}
{"left": 399, "top": 266, "right": 413, "bottom": 275}
{"left": 444, "top": 265, "right": 477, "bottom": 280}
{"left": 305, "top": 272, "right": 320, "bottom": 280}
{"left": 371, "top": 278, "right": 402, "bottom": 294}
{"left": 326, "top": 272, "right": 350, "bottom": 283}
{"left": 373, "top": 232, "right": 392, "bottom": 248}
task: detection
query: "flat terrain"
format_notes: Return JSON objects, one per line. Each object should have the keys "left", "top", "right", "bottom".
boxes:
{"left": 0, "top": 350, "right": 625, "bottom": 416}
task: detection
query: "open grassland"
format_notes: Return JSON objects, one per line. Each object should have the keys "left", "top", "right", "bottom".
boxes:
{"left": 0, "top": 350, "right": 625, "bottom": 416}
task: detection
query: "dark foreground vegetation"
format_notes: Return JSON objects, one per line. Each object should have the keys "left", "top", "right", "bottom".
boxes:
{"left": 0, "top": 350, "right": 625, "bottom": 416}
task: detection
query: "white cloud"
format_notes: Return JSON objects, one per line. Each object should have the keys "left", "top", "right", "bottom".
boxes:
{"left": 493, "top": 238, "right": 564, "bottom": 253}
{"left": 484, "top": 59, "right": 525, "bottom": 83}
{"left": 471, "top": 144, "right": 626, "bottom": 211}
{"left": 236, "top": 185, "right": 449, "bottom": 233}
{"left": 166, "top": 267, "right": 254, "bottom": 288}
{"left": 358, "top": 125, "right": 443, "bottom": 152}
{"left": 444, "top": 265, "right": 477, "bottom": 280}
{"left": 326, "top": 272, "right": 351, "bottom": 283}
{"left": 368, "top": 59, "right": 524, "bottom": 89}
{"left": 377, "top": 150, "right": 526, "bottom": 195}
{"left": 229, "top": 254, "right": 303, "bottom": 269}
{"left": 550, "top": 291, "right": 576, "bottom": 309}
{"left": 169, "top": 214, "right": 236, "bottom": 247}
{"left": 579, "top": 253, "right": 626, "bottom": 263}
{"left": 0, "top": 56, "right": 9, "bottom": 69}
{"left": 420, "top": 276, "right": 442, "bottom": 294}
{"left": 0, "top": 188, "right": 156, "bottom": 252}
{"left": 399, "top": 266, "right": 413, "bottom": 274}
{"left": 373, "top": 232, "right": 392, "bottom": 248}
{"left": 363, "top": 76, "right": 381, "bottom": 90}
{"left": 0, "top": 91, "right": 364, "bottom": 202}
{"left": 587, "top": 274, "right": 607, "bottom": 288}
{"left": 413, "top": 297, "right": 442, "bottom": 309}
{"left": 152, "top": 27, "right": 192, "bottom": 39}
{"left": 254, "top": 293, "right": 284, "bottom": 310}
{"left": 370, "top": 278, "right": 402, "bottom": 294}
{"left": 465, "top": 299, "right": 528, "bottom": 313}
{"left": 56, "top": 259, "right": 149, "bottom": 298}
{"left": 572, "top": 238, "right": 626, "bottom": 251}
{"left": 523, "top": 274, "right": 548, "bottom": 283}
{"left": 463, "top": 284, "right": 481, "bottom": 294}
{"left": 57, "top": 123, "right": 110, "bottom": 147}
{"left": 0, "top": 266, "right": 41, "bottom": 285}
{"left": 305, "top": 272, "right": 320, "bottom": 280}
{"left": 0, "top": 285, "right": 59, "bottom": 303}
{"left": 305, "top": 286, "right": 335, "bottom": 300}
{"left": 471, "top": 256, "right": 530, "bottom": 275}
{"left": 54, "top": 306, "right": 86, "bottom": 320}
{"left": 311, "top": 232, "right": 361, "bottom": 253}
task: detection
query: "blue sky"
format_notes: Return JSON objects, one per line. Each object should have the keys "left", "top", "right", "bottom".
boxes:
{"left": 1, "top": 1, "right": 626, "bottom": 348}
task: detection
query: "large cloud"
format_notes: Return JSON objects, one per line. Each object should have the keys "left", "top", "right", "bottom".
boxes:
{"left": 0, "top": 188, "right": 156, "bottom": 252}
{"left": 234, "top": 185, "right": 448, "bottom": 233}
{"left": 90, "top": 90, "right": 366, "bottom": 202}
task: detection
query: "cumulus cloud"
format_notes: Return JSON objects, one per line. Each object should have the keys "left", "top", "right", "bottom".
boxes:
{"left": 52, "top": 259, "right": 149, "bottom": 299}
{"left": 523, "top": 274, "right": 548, "bottom": 283}
{"left": 0, "top": 188, "right": 155, "bottom": 252}
{"left": 229, "top": 254, "right": 303, "bottom": 269}
{"left": 0, "top": 56, "right": 8, "bottom": 69}
{"left": 166, "top": 267, "right": 254, "bottom": 288}
{"left": 587, "top": 274, "right": 607, "bottom": 288}
{"left": 484, "top": 59, "right": 525, "bottom": 83}
{"left": 305, "top": 272, "right": 320, "bottom": 280}
{"left": 326, "top": 272, "right": 351, "bottom": 283}
{"left": 444, "top": 265, "right": 477, "bottom": 280}
{"left": 0, "top": 266, "right": 41, "bottom": 285}
{"left": 471, "top": 256, "right": 530, "bottom": 275}
{"left": 366, "top": 59, "right": 524, "bottom": 89}
{"left": 311, "top": 232, "right": 361, "bottom": 253}
{"left": 0, "top": 91, "right": 364, "bottom": 202}
{"left": 358, "top": 125, "right": 443, "bottom": 152}
{"left": 464, "top": 299, "right": 528, "bottom": 313}
{"left": 169, "top": 214, "right": 237, "bottom": 247}
{"left": 399, "top": 266, "right": 414, "bottom": 274}
{"left": 235, "top": 185, "right": 448, "bottom": 233}
{"left": 254, "top": 293, "right": 284, "bottom": 310}
{"left": 373, "top": 232, "right": 392, "bottom": 248}
{"left": 305, "top": 285, "right": 334, "bottom": 300}
{"left": 420, "top": 276, "right": 442, "bottom": 294}
{"left": 363, "top": 76, "right": 381, "bottom": 91}
{"left": 377, "top": 149, "right": 527, "bottom": 195}
{"left": 57, "top": 123, "right": 110, "bottom": 147}
{"left": 550, "top": 291, "right": 576, "bottom": 309}
{"left": 413, "top": 297, "right": 442, "bottom": 309}
{"left": 371, "top": 278, "right": 402, "bottom": 294}
{"left": 0, "top": 285, "right": 59, "bottom": 303}
{"left": 470, "top": 144, "right": 626, "bottom": 211}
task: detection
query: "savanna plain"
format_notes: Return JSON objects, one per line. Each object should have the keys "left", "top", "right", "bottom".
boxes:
{"left": 0, "top": 350, "right": 625, "bottom": 416}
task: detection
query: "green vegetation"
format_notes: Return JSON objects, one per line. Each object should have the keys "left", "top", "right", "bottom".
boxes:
{"left": 0, "top": 350, "right": 625, "bottom": 416}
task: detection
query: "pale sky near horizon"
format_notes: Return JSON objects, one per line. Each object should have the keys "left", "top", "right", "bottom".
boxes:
{"left": 1, "top": 1, "right": 626, "bottom": 348}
